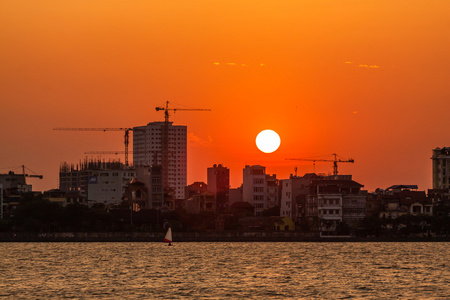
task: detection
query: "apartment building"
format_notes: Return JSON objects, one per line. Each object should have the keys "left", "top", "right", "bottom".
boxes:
{"left": 207, "top": 164, "right": 230, "bottom": 213}
{"left": 133, "top": 122, "right": 187, "bottom": 200}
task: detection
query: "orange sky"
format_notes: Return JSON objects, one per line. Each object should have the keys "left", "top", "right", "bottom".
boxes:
{"left": 1, "top": 0, "right": 449, "bottom": 192}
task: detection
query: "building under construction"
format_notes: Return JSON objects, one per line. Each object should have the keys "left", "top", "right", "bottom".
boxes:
{"left": 59, "top": 158, "right": 134, "bottom": 205}
{"left": 59, "top": 158, "right": 125, "bottom": 193}
{"left": 59, "top": 158, "right": 167, "bottom": 208}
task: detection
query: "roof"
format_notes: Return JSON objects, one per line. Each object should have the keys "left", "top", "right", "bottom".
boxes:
{"left": 398, "top": 191, "right": 431, "bottom": 205}
{"left": 311, "top": 179, "right": 364, "bottom": 188}
{"left": 129, "top": 180, "right": 146, "bottom": 186}
{"left": 386, "top": 185, "right": 418, "bottom": 190}
{"left": 382, "top": 190, "right": 431, "bottom": 205}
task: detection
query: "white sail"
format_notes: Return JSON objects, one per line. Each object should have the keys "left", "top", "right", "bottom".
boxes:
{"left": 164, "top": 227, "right": 172, "bottom": 243}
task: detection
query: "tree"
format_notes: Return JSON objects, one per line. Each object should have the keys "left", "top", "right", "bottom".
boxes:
{"left": 261, "top": 206, "right": 280, "bottom": 217}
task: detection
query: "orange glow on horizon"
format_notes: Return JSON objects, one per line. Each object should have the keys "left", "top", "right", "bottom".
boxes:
{"left": 1, "top": 1, "right": 450, "bottom": 191}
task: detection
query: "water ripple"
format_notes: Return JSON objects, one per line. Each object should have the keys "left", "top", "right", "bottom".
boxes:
{"left": 0, "top": 242, "right": 449, "bottom": 299}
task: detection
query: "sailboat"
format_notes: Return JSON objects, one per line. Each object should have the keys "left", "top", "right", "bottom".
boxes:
{"left": 164, "top": 227, "right": 173, "bottom": 245}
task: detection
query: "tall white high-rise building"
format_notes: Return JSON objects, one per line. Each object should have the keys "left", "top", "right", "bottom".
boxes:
{"left": 133, "top": 122, "right": 187, "bottom": 200}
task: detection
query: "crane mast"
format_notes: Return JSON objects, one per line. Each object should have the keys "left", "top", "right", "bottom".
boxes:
{"left": 155, "top": 101, "right": 211, "bottom": 191}
{"left": 155, "top": 101, "right": 211, "bottom": 123}
{"left": 19, "top": 165, "right": 43, "bottom": 179}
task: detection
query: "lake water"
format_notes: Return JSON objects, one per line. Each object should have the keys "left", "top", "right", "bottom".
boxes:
{"left": 0, "top": 242, "right": 449, "bottom": 299}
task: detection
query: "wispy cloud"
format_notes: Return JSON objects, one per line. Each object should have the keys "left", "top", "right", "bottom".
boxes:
{"left": 358, "top": 64, "right": 380, "bottom": 69}
{"left": 213, "top": 62, "right": 265, "bottom": 67}
{"left": 344, "top": 61, "right": 380, "bottom": 69}
{"left": 187, "top": 132, "right": 213, "bottom": 147}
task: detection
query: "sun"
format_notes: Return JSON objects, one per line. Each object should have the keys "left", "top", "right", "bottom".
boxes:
{"left": 256, "top": 130, "right": 281, "bottom": 153}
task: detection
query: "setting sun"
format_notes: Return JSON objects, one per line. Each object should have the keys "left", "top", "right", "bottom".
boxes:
{"left": 256, "top": 130, "right": 281, "bottom": 153}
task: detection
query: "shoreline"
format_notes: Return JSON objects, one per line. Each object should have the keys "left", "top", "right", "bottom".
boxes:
{"left": 1, "top": 232, "right": 449, "bottom": 243}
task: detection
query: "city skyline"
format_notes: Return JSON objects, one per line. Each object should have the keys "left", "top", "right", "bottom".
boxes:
{"left": 1, "top": 1, "right": 450, "bottom": 192}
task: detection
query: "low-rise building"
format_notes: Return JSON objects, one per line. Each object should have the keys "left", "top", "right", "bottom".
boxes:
{"left": 185, "top": 191, "right": 215, "bottom": 214}
{"left": 43, "top": 189, "right": 67, "bottom": 206}
{"left": 280, "top": 173, "right": 321, "bottom": 223}
{"left": 59, "top": 159, "right": 134, "bottom": 206}
{"left": 379, "top": 186, "right": 432, "bottom": 218}
{"left": 135, "top": 165, "right": 163, "bottom": 209}
{"left": 0, "top": 172, "right": 32, "bottom": 193}
{"left": 229, "top": 186, "right": 243, "bottom": 206}
{"left": 243, "top": 165, "right": 278, "bottom": 216}
{"left": 123, "top": 179, "right": 148, "bottom": 209}
{"left": 305, "top": 177, "right": 366, "bottom": 234}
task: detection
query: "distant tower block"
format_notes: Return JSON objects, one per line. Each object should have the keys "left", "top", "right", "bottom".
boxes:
{"left": 207, "top": 164, "right": 230, "bottom": 213}
{"left": 133, "top": 122, "right": 187, "bottom": 200}
{"left": 432, "top": 147, "right": 450, "bottom": 189}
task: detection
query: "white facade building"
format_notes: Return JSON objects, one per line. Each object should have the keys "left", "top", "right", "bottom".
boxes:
{"left": 243, "top": 165, "right": 267, "bottom": 216}
{"left": 280, "top": 173, "right": 321, "bottom": 222}
{"left": 280, "top": 179, "right": 295, "bottom": 218}
{"left": 87, "top": 169, "right": 136, "bottom": 205}
{"left": 133, "top": 122, "right": 187, "bottom": 200}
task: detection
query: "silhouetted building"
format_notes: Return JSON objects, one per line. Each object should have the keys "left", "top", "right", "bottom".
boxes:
{"left": 0, "top": 172, "right": 31, "bottom": 193}
{"left": 185, "top": 191, "right": 215, "bottom": 214}
{"left": 135, "top": 165, "right": 163, "bottom": 209}
{"left": 379, "top": 186, "right": 432, "bottom": 218}
{"left": 185, "top": 182, "right": 208, "bottom": 200}
{"left": 266, "top": 174, "right": 279, "bottom": 209}
{"left": 305, "top": 178, "right": 366, "bottom": 234}
{"left": 432, "top": 147, "right": 450, "bottom": 189}
{"left": 229, "top": 186, "right": 243, "bottom": 206}
{"left": 1, "top": 171, "right": 40, "bottom": 218}
{"left": 366, "top": 189, "right": 383, "bottom": 217}
{"left": 427, "top": 188, "right": 450, "bottom": 216}
{"left": 43, "top": 189, "right": 67, "bottom": 206}
{"left": 123, "top": 178, "right": 148, "bottom": 209}
{"left": 280, "top": 173, "right": 321, "bottom": 224}
{"left": 207, "top": 164, "right": 230, "bottom": 214}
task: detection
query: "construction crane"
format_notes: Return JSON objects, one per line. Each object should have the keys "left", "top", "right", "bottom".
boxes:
{"left": 54, "top": 127, "right": 134, "bottom": 166}
{"left": 155, "top": 101, "right": 211, "bottom": 189}
{"left": 286, "top": 153, "right": 354, "bottom": 176}
{"left": 155, "top": 101, "right": 211, "bottom": 123}
{"left": 20, "top": 165, "right": 43, "bottom": 179}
